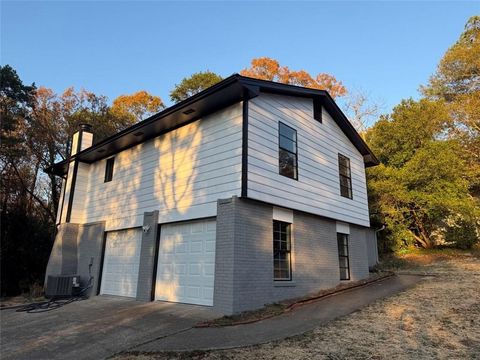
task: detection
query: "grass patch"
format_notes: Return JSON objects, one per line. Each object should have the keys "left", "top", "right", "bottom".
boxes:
{"left": 375, "top": 247, "right": 479, "bottom": 273}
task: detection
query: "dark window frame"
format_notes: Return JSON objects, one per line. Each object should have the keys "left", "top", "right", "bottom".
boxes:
{"left": 338, "top": 154, "right": 352, "bottom": 199}
{"left": 337, "top": 233, "right": 350, "bottom": 280}
{"left": 104, "top": 157, "right": 115, "bottom": 183}
{"left": 278, "top": 122, "right": 298, "bottom": 180}
{"left": 273, "top": 220, "right": 293, "bottom": 281}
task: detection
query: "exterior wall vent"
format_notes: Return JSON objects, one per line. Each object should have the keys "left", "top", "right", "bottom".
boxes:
{"left": 183, "top": 108, "right": 195, "bottom": 115}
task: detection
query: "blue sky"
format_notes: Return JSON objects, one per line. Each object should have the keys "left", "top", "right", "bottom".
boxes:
{"left": 2, "top": 1, "right": 478, "bottom": 114}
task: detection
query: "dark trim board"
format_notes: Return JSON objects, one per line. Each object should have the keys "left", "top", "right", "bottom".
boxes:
{"left": 157, "top": 216, "right": 217, "bottom": 227}
{"left": 241, "top": 99, "right": 249, "bottom": 198}
{"left": 96, "top": 231, "right": 108, "bottom": 295}
{"left": 150, "top": 224, "right": 161, "bottom": 301}
{"left": 65, "top": 129, "right": 83, "bottom": 223}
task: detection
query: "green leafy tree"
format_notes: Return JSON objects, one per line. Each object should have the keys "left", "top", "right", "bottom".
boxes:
{"left": 170, "top": 71, "right": 223, "bottom": 103}
{"left": 366, "top": 99, "right": 449, "bottom": 168}
{"left": 422, "top": 16, "right": 480, "bottom": 196}
{"left": 366, "top": 99, "right": 478, "bottom": 249}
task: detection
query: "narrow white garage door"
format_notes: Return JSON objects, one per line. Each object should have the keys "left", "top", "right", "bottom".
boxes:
{"left": 155, "top": 219, "right": 216, "bottom": 306}
{"left": 100, "top": 228, "right": 142, "bottom": 298}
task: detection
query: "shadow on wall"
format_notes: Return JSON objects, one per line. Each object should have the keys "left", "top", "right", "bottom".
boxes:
{"left": 156, "top": 121, "right": 202, "bottom": 215}
{"left": 81, "top": 120, "right": 203, "bottom": 301}
{"left": 153, "top": 122, "right": 203, "bottom": 303}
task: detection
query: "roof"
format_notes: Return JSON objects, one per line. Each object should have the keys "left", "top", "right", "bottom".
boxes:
{"left": 46, "top": 74, "right": 379, "bottom": 176}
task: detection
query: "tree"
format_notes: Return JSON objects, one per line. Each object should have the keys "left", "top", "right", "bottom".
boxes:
{"left": 365, "top": 99, "right": 478, "bottom": 249}
{"left": 170, "top": 71, "right": 223, "bottom": 103}
{"left": 0, "top": 65, "right": 52, "bottom": 296}
{"left": 342, "top": 88, "right": 384, "bottom": 133}
{"left": 1, "top": 65, "right": 161, "bottom": 296}
{"left": 422, "top": 16, "right": 480, "bottom": 195}
{"left": 111, "top": 90, "right": 164, "bottom": 123}
{"left": 366, "top": 99, "right": 449, "bottom": 168}
{"left": 240, "top": 57, "right": 347, "bottom": 98}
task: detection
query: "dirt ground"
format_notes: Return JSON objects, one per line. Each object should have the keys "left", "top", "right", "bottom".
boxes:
{"left": 116, "top": 250, "right": 480, "bottom": 360}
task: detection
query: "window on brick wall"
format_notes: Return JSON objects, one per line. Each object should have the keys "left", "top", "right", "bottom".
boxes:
{"left": 337, "top": 233, "right": 350, "bottom": 280}
{"left": 273, "top": 220, "right": 292, "bottom": 281}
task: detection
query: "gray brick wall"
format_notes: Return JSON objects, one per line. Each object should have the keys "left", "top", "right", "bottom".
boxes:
{"left": 45, "top": 226, "right": 66, "bottom": 281}
{"left": 348, "top": 225, "right": 370, "bottom": 280}
{"left": 61, "top": 223, "right": 79, "bottom": 274}
{"left": 136, "top": 211, "right": 159, "bottom": 301}
{"left": 45, "top": 222, "right": 105, "bottom": 296}
{"left": 213, "top": 198, "right": 236, "bottom": 314}
{"left": 77, "top": 222, "right": 105, "bottom": 296}
{"left": 45, "top": 223, "right": 80, "bottom": 285}
{"left": 214, "top": 196, "right": 371, "bottom": 314}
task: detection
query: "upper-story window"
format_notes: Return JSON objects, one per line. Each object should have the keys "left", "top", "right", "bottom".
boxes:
{"left": 104, "top": 157, "right": 115, "bottom": 183}
{"left": 338, "top": 154, "right": 352, "bottom": 199}
{"left": 278, "top": 122, "right": 298, "bottom": 180}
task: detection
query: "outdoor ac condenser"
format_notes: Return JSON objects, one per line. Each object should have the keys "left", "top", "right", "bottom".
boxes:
{"left": 45, "top": 275, "right": 80, "bottom": 298}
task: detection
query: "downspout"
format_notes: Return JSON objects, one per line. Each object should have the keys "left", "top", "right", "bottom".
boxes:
{"left": 374, "top": 225, "right": 386, "bottom": 263}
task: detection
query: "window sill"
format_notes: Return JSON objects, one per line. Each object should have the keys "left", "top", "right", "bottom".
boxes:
{"left": 273, "top": 281, "right": 296, "bottom": 287}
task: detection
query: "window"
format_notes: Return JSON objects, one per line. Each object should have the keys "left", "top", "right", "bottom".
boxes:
{"left": 278, "top": 122, "right": 298, "bottom": 179}
{"left": 338, "top": 154, "right": 352, "bottom": 199}
{"left": 337, "top": 233, "right": 350, "bottom": 280}
{"left": 273, "top": 220, "right": 292, "bottom": 281}
{"left": 104, "top": 157, "right": 115, "bottom": 183}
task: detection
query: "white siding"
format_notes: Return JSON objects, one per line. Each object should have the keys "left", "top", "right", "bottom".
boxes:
{"left": 81, "top": 132, "right": 93, "bottom": 151}
{"left": 69, "top": 162, "right": 90, "bottom": 223}
{"left": 247, "top": 94, "right": 370, "bottom": 227}
{"left": 72, "top": 103, "right": 243, "bottom": 231}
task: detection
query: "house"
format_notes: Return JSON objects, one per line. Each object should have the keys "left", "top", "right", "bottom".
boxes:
{"left": 45, "top": 74, "right": 379, "bottom": 315}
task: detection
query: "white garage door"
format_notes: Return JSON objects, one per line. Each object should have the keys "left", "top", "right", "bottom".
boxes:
{"left": 100, "top": 228, "right": 142, "bottom": 298}
{"left": 155, "top": 219, "right": 216, "bottom": 306}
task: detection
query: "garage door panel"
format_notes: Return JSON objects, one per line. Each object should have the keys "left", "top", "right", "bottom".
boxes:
{"left": 100, "top": 228, "right": 141, "bottom": 298}
{"left": 155, "top": 219, "right": 216, "bottom": 306}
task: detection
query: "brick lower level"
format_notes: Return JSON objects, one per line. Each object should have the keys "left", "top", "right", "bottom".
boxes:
{"left": 213, "top": 196, "right": 370, "bottom": 314}
{"left": 45, "top": 196, "right": 374, "bottom": 315}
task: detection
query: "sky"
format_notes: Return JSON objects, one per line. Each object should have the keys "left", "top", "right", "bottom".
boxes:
{"left": 1, "top": 1, "right": 479, "bottom": 115}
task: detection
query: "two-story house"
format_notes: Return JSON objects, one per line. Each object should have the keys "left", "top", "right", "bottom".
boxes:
{"left": 45, "top": 74, "right": 379, "bottom": 315}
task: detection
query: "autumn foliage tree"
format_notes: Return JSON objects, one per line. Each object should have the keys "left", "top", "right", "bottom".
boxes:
{"left": 111, "top": 90, "right": 164, "bottom": 123}
{"left": 240, "top": 57, "right": 347, "bottom": 98}
{"left": 1, "top": 65, "right": 164, "bottom": 296}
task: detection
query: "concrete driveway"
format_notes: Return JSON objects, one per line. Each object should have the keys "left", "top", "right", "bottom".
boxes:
{"left": 0, "top": 296, "right": 219, "bottom": 360}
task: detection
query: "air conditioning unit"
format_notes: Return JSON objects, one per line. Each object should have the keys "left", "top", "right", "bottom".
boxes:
{"left": 45, "top": 275, "right": 80, "bottom": 298}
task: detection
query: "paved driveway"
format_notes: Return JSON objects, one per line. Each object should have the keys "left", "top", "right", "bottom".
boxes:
{"left": 0, "top": 296, "right": 219, "bottom": 360}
